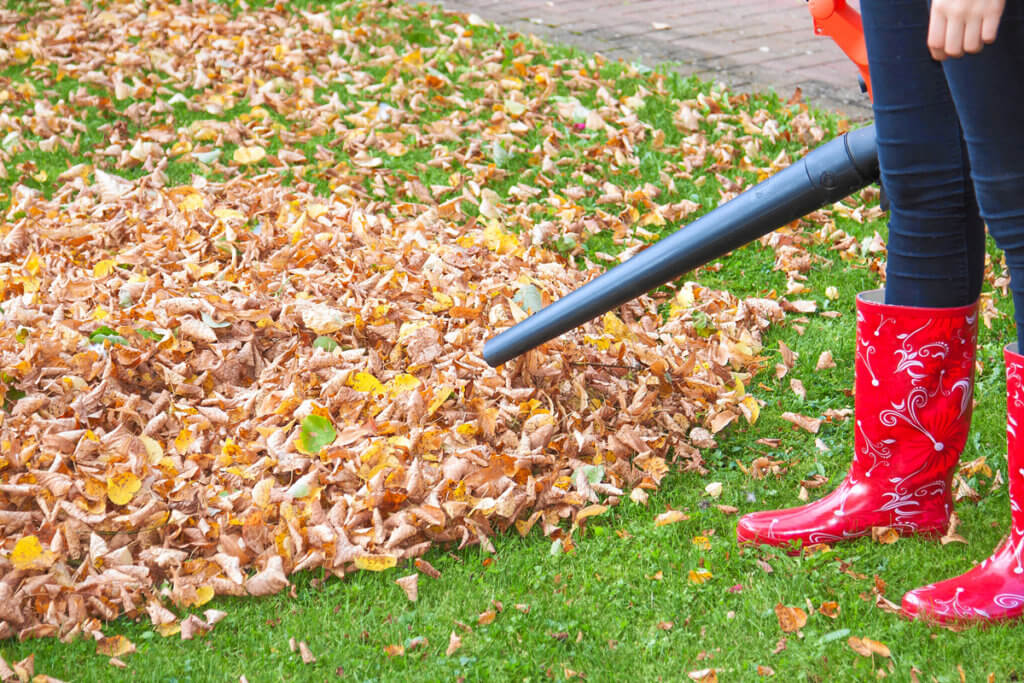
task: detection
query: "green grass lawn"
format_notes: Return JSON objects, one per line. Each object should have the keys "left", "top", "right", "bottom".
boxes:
{"left": 0, "top": 0, "right": 1020, "bottom": 680}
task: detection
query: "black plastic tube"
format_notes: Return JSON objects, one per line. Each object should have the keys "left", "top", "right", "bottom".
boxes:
{"left": 483, "top": 124, "right": 879, "bottom": 367}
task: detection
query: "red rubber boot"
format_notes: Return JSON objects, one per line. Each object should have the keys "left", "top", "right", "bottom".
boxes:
{"left": 902, "top": 345, "right": 1024, "bottom": 625}
{"left": 736, "top": 289, "right": 978, "bottom": 551}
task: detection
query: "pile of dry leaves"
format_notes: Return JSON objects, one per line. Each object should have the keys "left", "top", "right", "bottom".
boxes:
{"left": 0, "top": 168, "right": 785, "bottom": 640}
{"left": 0, "top": 0, "right": 828, "bottom": 643}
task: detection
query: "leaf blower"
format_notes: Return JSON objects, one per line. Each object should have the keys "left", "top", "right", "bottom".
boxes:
{"left": 483, "top": 0, "right": 877, "bottom": 367}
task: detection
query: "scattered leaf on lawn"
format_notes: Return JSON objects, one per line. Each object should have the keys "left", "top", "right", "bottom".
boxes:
{"left": 396, "top": 574, "right": 418, "bottom": 602}
{"left": 848, "top": 636, "right": 891, "bottom": 658}
{"left": 354, "top": 555, "right": 398, "bottom": 572}
{"left": 654, "top": 509, "right": 690, "bottom": 526}
{"left": 774, "top": 603, "right": 807, "bottom": 632}
{"left": 299, "top": 641, "right": 316, "bottom": 664}
{"left": 477, "top": 610, "right": 496, "bottom": 626}
{"left": 688, "top": 569, "right": 713, "bottom": 584}
{"left": 96, "top": 635, "right": 136, "bottom": 657}
{"left": 781, "top": 412, "right": 822, "bottom": 433}
{"left": 446, "top": 632, "right": 462, "bottom": 656}
{"left": 384, "top": 644, "right": 405, "bottom": 657}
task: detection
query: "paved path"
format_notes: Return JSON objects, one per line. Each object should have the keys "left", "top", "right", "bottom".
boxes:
{"left": 430, "top": 0, "right": 874, "bottom": 121}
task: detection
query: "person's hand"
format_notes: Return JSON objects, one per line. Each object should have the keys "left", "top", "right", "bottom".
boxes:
{"left": 927, "top": 0, "right": 1005, "bottom": 60}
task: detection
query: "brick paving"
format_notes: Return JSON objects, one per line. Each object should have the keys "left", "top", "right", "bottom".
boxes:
{"left": 429, "top": 0, "right": 874, "bottom": 121}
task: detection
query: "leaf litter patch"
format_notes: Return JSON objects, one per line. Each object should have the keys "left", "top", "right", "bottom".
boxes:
{"left": 0, "top": 0, "right": 832, "bottom": 644}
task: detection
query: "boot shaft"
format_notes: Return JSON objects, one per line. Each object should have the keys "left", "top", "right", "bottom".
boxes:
{"left": 851, "top": 291, "right": 978, "bottom": 494}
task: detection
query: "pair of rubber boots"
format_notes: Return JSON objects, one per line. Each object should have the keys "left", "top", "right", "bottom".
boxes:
{"left": 737, "top": 289, "right": 1024, "bottom": 625}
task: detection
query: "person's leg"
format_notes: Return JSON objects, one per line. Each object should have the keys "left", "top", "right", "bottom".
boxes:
{"left": 736, "top": 0, "right": 983, "bottom": 551}
{"left": 940, "top": 0, "right": 1024, "bottom": 347}
{"left": 902, "top": 2, "right": 1024, "bottom": 626}
{"left": 863, "top": 0, "right": 986, "bottom": 307}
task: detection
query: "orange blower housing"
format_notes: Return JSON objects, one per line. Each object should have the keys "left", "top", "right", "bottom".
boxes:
{"left": 808, "top": 0, "right": 872, "bottom": 99}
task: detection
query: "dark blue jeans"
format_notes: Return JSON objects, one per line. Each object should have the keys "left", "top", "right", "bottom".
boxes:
{"left": 861, "top": 0, "right": 1024, "bottom": 347}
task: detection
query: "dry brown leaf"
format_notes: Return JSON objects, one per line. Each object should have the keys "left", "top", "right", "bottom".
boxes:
{"left": 774, "top": 603, "right": 807, "bottom": 633}
{"left": 446, "top": 631, "right": 462, "bottom": 656}
{"left": 781, "top": 412, "right": 822, "bottom": 433}
{"left": 299, "top": 641, "right": 316, "bottom": 664}
{"left": 815, "top": 350, "right": 836, "bottom": 370}
{"left": 396, "top": 574, "right": 419, "bottom": 602}
{"left": 654, "top": 509, "right": 690, "bottom": 526}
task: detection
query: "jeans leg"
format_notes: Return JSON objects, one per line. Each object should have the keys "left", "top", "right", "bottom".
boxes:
{"left": 860, "top": 0, "right": 986, "bottom": 308}
{"left": 939, "top": 2, "right": 1024, "bottom": 348}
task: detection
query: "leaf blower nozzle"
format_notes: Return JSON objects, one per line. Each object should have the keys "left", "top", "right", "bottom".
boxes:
{"left": 482, "top": 124, "right": 879, "bottom": 367}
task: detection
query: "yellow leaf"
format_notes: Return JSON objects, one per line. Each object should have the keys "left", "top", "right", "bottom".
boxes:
{"left": 429, "top": 291, "right": 454, "bottom": 312}
{"left": 10, "top": 535, "right": 56, "bottom": 571}
{"left": 181, "top": 585, "right": 215, "bottom": 608}
{"left": 178, "top": 192, "right": 204, "bottom": 212}
{"left": 23, "top": 252, "right": 40, "bottom": 275}
{"left": 93, "top": 259, "right": 117, "bottom": 277}
{"left": 354, "top": 555, "right": 398, "bottom": 571}
{"left": 402, "top": 49, "right": 423, "bottom": 66}
{"left": 740, "top": 395, "right": 761, "bottom": 424}
{"left": 155, "top": 622, "right": 181, "bottom": 637}
{"left": 348, "top": 371, "right": 386, "bottom": 397}
{"left": 482, "top": 222, "right": 519, "bottom": 255}
{"left": 688, "top": 568, "right": 713, "bottom": 584}
{"left": 584, "top": 334, "right": 611, "bottom": 351}
{"left": 456, "top": 423, "right": 478, "bottom": 437}
{"left": 92, "top": 306, "right": 109, "bottom": 321}
{"left": 96, "top": 634, "right": 136, "bottom": 657}
{"left": 576, "top": 504, "right": 608, "bottom": 523}
{"left": 139, "top": 435, "right": 163, "bottom": 464}
{"left": 175, "top": 427, "right": 194, "bottom": 454}
{"left": 212, "top": 207, "right": 245, "bottom": 221}
{"left": 233, "top": 145, "right": 266, "bottom": 165}
{"left": 387, "top": 373, "right": 421, "bottom": 396}
{"left": 107, "top": 471, "right": 141, "bottom": 505}
{"left": 427, "top": 385, "right": 454, "bottom": 415}
{"left": 692, "top": 535, "right": 711, "bottom": 551}
{"left": 307, "top": 203, "right": 328, "bottom": 219}
{"left": 602, "top": 312, "right": 633, "bottom": 342}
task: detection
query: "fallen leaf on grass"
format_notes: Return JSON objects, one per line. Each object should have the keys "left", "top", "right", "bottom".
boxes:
{"left": 781, "top": 412, "right": 822, "bottom": 433}
{"left": 655, "top": 509, "right": 690, "bottom": 526}
{"left": 477, "top": 610, "right": 496, "bottom": 626}
{"left": 688, "top": 668, "right": 718, "bottom": 682}
{"left": 818, "top": 601, "right": 840, "bottom": 619}
{"left": 774, "top": 603, "right": 807, "bottom": 632}
{"left": 384, "top": 644, "right": 405, "bottom": 657}
{"left": 816, "top": 351, "right": 836, "bottom": 370}
{"left": 396, "top": 574, "right": 419, "bottom": 602}
{"left": 688, "top": 569, "right": 713, "bottom": 584}
{"left": 848, "top": 636, "right": 891, "bottom": 658}
{"left": 446, "top": 631, "right": 462, "bottom": 656}
{"left": 790, "top": 379, "right": 806, "bottom": 400}
{"left": 299, "top": 641, "right": 316, "bottom": 664}
{"left": 96, "top": 635, "right": 135, "bottom": 657}
{"left": 414, "top": 559, "right": 441, "bottom": 579}
{"left": 941, "top": 513, "right": 968, "bottom": 545}
{"left": 630, "top": 488, "right": 649, "bottom": 505}
{"left": 656, "top": 621, "right": 674, "bottom": 630}
{"left": 871, "top": 526, "right": 900, "bottom": 545}
{"left": 757, "top": 665, "right": 776, "bottom": 676}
